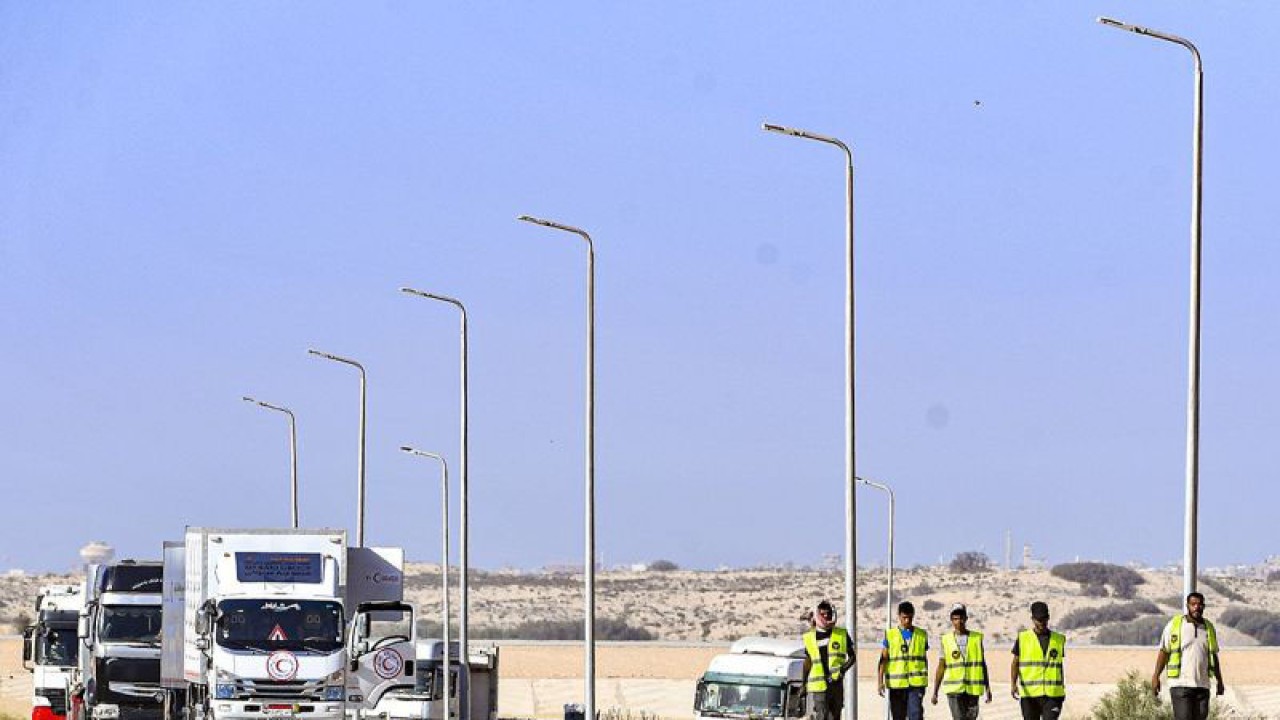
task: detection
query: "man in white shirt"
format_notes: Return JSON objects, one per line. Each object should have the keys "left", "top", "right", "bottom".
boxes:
{"left": 1152, "top": 592, "right": 1226, "bottom": 720}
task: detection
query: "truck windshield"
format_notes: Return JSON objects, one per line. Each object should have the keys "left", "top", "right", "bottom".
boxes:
{"left": 216, "top": 600, "right": 343, "bottom": 653}
{"left": 36, "top": 628, "right": 79, "bottom": 665}
{"left": 100, "top": 605, "right": 162, "bottom": 643}
{"left": 695, "top": 681, "right": 787, "bottom": 718}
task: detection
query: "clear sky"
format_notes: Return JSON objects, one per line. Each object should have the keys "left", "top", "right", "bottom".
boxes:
{"left": 2, "top": 3, "right": 1277, "bottom": 574}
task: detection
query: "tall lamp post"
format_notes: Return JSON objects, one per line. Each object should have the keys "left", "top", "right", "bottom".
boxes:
{"left": 517, "top": 214, "right": 597, "bottom": 720}
{"left": 242, "top": 396, "right": 299, "bottom": 528}
{"left": 399, "top": 446, "right": 451, "bottom": 719}
{"left": 308, "top": 349, "right": 368, "bottom": 547}
{"left": 400, "top": 286, "right": 472, "bottom": 720}
{"left": 856, "top": 477, "right": 894, "bottom": 720}
{"left": 1098, "top": 17, "right": 1204, "bottom": 596}
{"left": 763, "top": 122, "right": 858, "bottom": 715}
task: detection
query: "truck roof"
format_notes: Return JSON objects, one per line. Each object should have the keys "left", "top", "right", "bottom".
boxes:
{"left": 705, "top": 652, "right": 806, "bottom": 684}
{"left": 729, "top": 636, "right": 807, "bottom": 659}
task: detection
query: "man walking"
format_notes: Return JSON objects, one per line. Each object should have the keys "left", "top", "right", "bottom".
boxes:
{"left": 878, "top": 601, "right": 928, "bottom": 720}
{"left": 1010, "top": 601, "right": 1065, "bottom": 720}
{"left": 930, "top": 604, "right": 990, "bottom": 719}
{"left": 1152, "top": 592, "right": 1226, "bottom": 720}
{"left": 802, "top": 599, "right": 852, "bottom": 720}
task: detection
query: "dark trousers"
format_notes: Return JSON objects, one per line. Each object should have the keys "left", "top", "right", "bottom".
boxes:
{"left": 1018, "top": 696, "right": 1064, "bottom": 720}
{"left": 1170, "top": 687, "right": 1211, "bottom": 720}
{"left": 888, "top": 687, "right": 925, "bottom": 720}
{"left": 809, "top": 684, "right": 843, "bottom": 720}
{"left": 945, "top": 693, "right": 980, "bottom": 720}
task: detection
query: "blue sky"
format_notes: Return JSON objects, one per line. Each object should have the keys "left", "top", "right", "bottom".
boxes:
{"left": 2, "top": 3, "right": 1277, "bottom": 573}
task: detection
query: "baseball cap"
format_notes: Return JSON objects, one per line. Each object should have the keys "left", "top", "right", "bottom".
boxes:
{"left": 1030, "top": 601, "right": 1050, "bottom": 619}
{"left": 949, "top": 603, "right": 967, "bottom": 618}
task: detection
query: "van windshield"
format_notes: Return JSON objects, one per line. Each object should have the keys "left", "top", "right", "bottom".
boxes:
{"left": 695, "top": 681, "right": 787, "bottom": 718}
{"left": 216, "top": 599, "right": 343, "bottom": 653}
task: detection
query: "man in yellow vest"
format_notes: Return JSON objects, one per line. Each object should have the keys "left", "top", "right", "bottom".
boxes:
{"left": 802, "top": 600, "right": 852, "bottom": 720}
{"left": 1152, "top": 592, "right": 1226, "bottom": 720}
{"left": 1009, "top": 601, "right": 1065, "bottom": 720}
{"left": 930, "top": 603, "right": 990, "bottom": 719}
{"left": 878, "top": 601, "right": 928, "bottom": 720}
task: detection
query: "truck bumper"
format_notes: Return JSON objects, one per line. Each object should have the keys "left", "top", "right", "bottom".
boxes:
{"left": 210, "top": 702, "right": 344, "bottom": 720}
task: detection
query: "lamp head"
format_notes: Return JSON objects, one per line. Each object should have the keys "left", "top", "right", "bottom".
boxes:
{"left": 762, "top": 122, "right": 803, "bottom": 137}
{"left": 1097, "top": 16, "right": 1140, "bottom": 33}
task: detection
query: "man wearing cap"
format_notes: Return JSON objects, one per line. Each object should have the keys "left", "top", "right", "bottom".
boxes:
{"left": 802, "top": 600, "right": 852, "bottom": 720}
{"left": 878, "top": 601, "right": 929, "bottom": 720}
{"left": 1152, "top": 592, "right": 1226, "bottom": 720}
{"left": 1010, "top": 601, "right": 1066, "bottom": 720}
{"left": 930, "top": 604, "right": 990, "bottom": 719}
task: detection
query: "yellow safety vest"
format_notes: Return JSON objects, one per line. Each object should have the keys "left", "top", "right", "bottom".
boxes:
{"left": 884, "top": 627, "right": 928, "bottom": 689}
{"left": 803, "top": 627, "right": 850, "bottom": 693}
{"left": 939, "top": 631, "right": 986, "bottom": 696}
{"left": 1016, "top": 629, "right": 1065, "bottom": 699}
{"left": 1165, "top": 615, "right": 1219, "bottom": 679}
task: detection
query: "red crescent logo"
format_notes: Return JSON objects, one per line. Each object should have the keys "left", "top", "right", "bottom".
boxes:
{"left": 373, "top": 648, "right": 404, "bottom": 680}
{"left": 267, "top": 650, "right": 299, "bottom": 681}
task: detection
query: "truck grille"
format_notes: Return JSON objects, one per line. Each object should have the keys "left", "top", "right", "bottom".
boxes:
{"left": 232, "top": 679, "right": 325, "bottom": 701}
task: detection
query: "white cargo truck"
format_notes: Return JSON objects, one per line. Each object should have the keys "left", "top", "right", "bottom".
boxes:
{"left": 75, "top": 561, "right": 165, "bottom": 720}
{"left": 23, "top": 585, "right": 85, "bottom": 720}
{"left": 693, "top": 638, "right": 808, "bottom": 720}
{"left": 342, "top": 552, "right": 499, "bottom": 720}
{"left": 165, "top": 528, "right": 349, "bottom": 720}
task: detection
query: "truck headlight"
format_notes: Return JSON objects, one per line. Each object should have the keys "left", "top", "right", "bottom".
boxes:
{"left": 215, "top": 683, "right": 236, "bottom": 700}
{"left": 324, "top": 686, "right": 344, "bottom": 701}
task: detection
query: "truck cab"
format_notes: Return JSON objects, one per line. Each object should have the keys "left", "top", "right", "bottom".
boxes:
{"left": 24, "top": 585, "right": 85, "bottom": 720}
{"left": 76, "top": 562, "right": 165, "bottom": 720}
{"left": 693, "top": 638, "right": 808, "bottom": 720}
{"left": 168, "top": 529, "right": 350, "bottom": 720}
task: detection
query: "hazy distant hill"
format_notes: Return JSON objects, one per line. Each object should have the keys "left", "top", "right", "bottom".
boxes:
{"left": 4, "top": 565, "right": 1276, "bottom": 645}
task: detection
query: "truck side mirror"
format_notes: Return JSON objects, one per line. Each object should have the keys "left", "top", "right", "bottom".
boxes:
{"left": 22, "top": 626, "right": 34, "bottom": 669}
{"left": 78, "top": 605, "right": 92, "bottom": 640}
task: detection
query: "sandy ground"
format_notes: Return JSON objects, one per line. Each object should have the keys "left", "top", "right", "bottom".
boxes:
{"left": 5, "top": 639, "right": 1279, "bottom": 720}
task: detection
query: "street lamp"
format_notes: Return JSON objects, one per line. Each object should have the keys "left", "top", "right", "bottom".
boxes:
{"left": 399, "top": 446, "right": 451, "bottom": 719}
{"left": 516, "top": 214, "right": 597, "bottom": 720}
{"left": 856, "top": 476, "right": 894, "bottom": 720}
{"left": 400, "top": 286, "right": 472, "bottom": 720}
{"left": 308, "top": 348, "right": 368, "bottom": 547}
{"left": 241, "top": 396, "right": 299, "bottom": 528}
{"left": 763, "top": 122, "right": 858, "bottom": 715}
{"left": 1098, "top": 16, "right": 1204, "bottom": 596}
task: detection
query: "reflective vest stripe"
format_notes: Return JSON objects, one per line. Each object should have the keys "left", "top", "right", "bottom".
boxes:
{"left": 1165, "top": 615, "right": 1218, "bottom": 680}
{"left": 940, "top": 631, "right": 986, "bottom": 696}
{"left": 885, "top": 628, "right": 929, "bottom": 689}
{"left": 804, "top": 628, "right": 850, "bottom": 693}
{"left": 1016, "top": 630, "right": 1065, "bottom": 699}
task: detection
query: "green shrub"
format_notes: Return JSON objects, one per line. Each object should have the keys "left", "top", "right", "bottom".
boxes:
{"left": 1267, "top": 569, "right": 1280, "bottom": 583}
{"left": 1060, "top": 601, "right": 1160, "bottom": 630}
{"left": 922, "top": 599, "right": 943, "bottom": 612}
{"left": 1090, "top": 671, "right": 1171, "bottom": 720}
{"left": 1220, "top": 607, "right": 1280, "bottom": 645}
{"left": 648, "top": 560, "right": 679, "bottom": 572}
{"left": 1082, "top": 583, "right": 1108, "bottom": 598}
{"left": 1051, "top": 562, "right": 1145, "bottom": 591}
{"left": 949, "top": 551, "right": 991, "bottom": 573}
{"left": 1095, "top": 615, "right": 1167, "bottom": 645}
{"left": 1198, "top": 576, "right": 1245, "bottom": 603}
